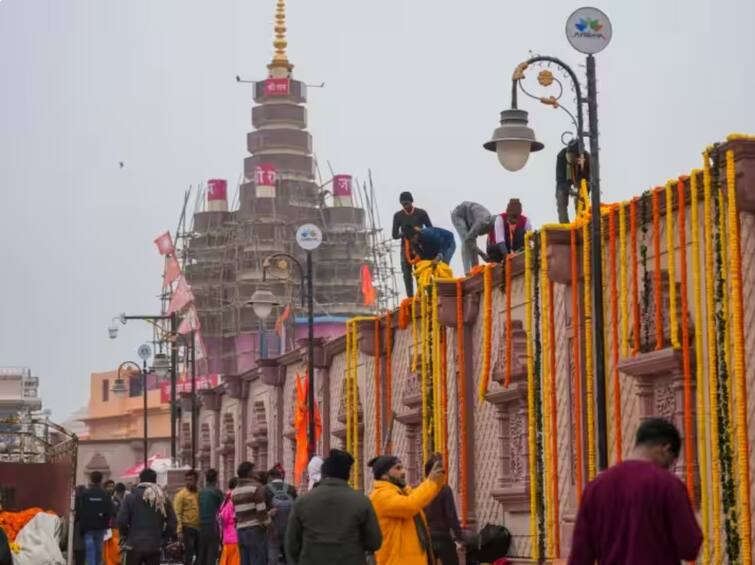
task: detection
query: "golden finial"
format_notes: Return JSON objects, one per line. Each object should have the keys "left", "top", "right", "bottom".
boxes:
{"left": 269, "top": 0, "right": 293, "bottom": 75}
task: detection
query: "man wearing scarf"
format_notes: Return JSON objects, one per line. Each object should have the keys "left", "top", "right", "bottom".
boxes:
{"left": 368, "top": 455, "right": 445, "bottom": 565}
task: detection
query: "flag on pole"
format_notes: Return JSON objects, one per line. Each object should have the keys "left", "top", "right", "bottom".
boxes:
{"left": 168, "top": 277, "right": 194, "bottom": 314}
{"left": 293, "top": 373, "right": 322, "bottom": 485}
{"left": 178, "top": 306, "right": 201, "bottom": 335}
{"left": 194, "top": 330, "right": 207, "bottom": 360}
{"left": 361, "top": 264, "right": 377, "bottom": 306}
{"left": 163, "top": 255, "right": 182, "bottom": 288}
{"left": 154, "top": 231, "right": 175, "bottom": 255}
{"left": 275, "top": 305, "right": 292, "bottom": 337}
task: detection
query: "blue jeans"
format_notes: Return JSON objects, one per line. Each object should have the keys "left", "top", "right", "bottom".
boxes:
{"left": 238, "top": 526, "right": 268, "bottom": 565}
{"left": 84, "top": 530, "right": 106, "bottom": 565}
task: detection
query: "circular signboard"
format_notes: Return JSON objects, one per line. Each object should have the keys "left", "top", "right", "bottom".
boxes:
{"left": 565, "top": 7, "right": 613, "bottom": 54}
{"left": 296, "top": 224, "right": 323, "bottom": 251}
{"left": 137, "top": 343, "right": 153, "bottom": 362}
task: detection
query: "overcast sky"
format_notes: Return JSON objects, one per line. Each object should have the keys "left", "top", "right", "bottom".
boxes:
{"left": 0, "top": 0, "right": 753, "bottom": 421}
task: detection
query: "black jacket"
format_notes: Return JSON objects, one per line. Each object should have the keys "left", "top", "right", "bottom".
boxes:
{"left": 75, "top": 486, "right": 114, "bottom": 533}
{"left": 392, "top": 208, "right": 432, "bottom": 241}
{"left": 285, "top": 477, "right": 382, "bottom": 565}
{"left": 118, "top": 485, "right": 177, "bottom": 552}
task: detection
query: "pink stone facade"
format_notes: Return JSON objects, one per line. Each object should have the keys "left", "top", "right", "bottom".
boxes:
{"left": 180, "top": 138, "right": 755, "bottom": 562}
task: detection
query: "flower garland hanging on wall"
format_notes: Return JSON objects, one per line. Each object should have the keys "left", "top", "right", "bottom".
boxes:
{"left": 455, "top": 279, "right": 469, "bottom": 527}
{"left": 676, "top": 178, "right": 695, "bottom": 501}
{"left": 703, "top": 151, "right": 723, "bottom": 565}
{"left": 477, "top": 264, "right": 494, "bottom": 402}
{"left": 532, "top": 235, "right": 546, "bottom": 561}
{"left": 608, "top": 206, "right": 623, "bottom": 463}
{"left": 420, "top": 284, "right": 430, "bottom": 463}
{"left": 651, "top": 188, "right": 664, "bottom": 350}
{"left": 524, "top": 233, "right": 540, "bottom": 561}
{"left": 373, "top": 318, "right": 382, "bottom": 457}
{"left": 726, "top": 148, "right": 753, "bottom": 564}
{"left": 689, "top": 169, "right": 710, "bottom": 563}
{"left": 569, "top": 227, "right": 584, "bottom": 501}
{"left": 618, "top": 202, "right": 629, "bottom": 358}
{"left": 639, "top": 193, "right": 652, "bottom": 352}
{"left": 711, "top": 148, "right": 740, "bottom": 562}
{"left": 411, "top": 297, "right": 418, "bottom": 372}
{"left": 630, "top": 198, "right": 641, "bottom": 355}
{"left": 384, "top": 312, "right": 393, "bottom": 454}
{"left": 581, "top": 182, "right": 596, "bottom": 480}
{"left": 665, "top": 181, "right": 680, "bottom": 349}
{"left": 505, "top": 254, "right": 513, "bottom": 388}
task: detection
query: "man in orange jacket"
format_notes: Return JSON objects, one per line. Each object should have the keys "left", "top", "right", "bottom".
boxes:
{"left": 368, "top": 455, "right": 445, "bottom": 565}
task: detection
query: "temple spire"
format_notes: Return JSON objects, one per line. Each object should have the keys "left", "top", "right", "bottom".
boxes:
{"left": 269, "top": 0, "right": 293, "bottom": 75}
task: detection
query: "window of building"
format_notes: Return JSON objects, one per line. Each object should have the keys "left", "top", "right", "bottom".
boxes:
{"left": 129, "top": 377, "right": 142, "bottom": 398}
{"left": 102, "top": 379, "right": 109, "bottom": 402}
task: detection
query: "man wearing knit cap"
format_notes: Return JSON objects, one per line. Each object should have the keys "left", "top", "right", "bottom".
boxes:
{"left": 285, "top": 450, "right": 382, "bottom": 565}
{"left": 368, "top": 455, "right": 445, "bottom": 565}
{"left": 392, "top": 191, "right": 432, "bottom": 298}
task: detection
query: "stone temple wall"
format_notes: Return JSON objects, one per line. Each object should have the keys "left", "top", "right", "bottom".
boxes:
{"left": 182, "top": 137, "right": 755, "bottom": 563}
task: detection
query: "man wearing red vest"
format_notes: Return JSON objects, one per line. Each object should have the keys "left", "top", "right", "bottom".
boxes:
{"left": 485, "top": 198, "right": 532, "bottom": 262}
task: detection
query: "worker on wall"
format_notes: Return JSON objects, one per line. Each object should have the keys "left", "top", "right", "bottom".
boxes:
{"left": 450, "top": 201, "right": 495, "bottom": 274}
{"left": 556, "top": 139, "right": 590, "bottom": 223}
{"left": 485, "top": 198, "right": 532, "bottom": 262}
{"left": 392, "top": 191, "right": 432, "bottom": 298}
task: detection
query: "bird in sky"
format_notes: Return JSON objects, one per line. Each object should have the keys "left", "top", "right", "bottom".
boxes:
{"left": 119, "top": 161, "right": 125, "bottom": 169}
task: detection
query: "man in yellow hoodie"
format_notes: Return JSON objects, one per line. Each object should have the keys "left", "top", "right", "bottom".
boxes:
{"left": 368, "top": 455, "right": 445, "bottom": 565}
{"left": 173, "top": 469, "right": 200, "bottom": 565}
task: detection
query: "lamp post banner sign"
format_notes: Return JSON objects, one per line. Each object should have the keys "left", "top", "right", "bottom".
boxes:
{"left": 566, "top": 7, "right": 613, "bottom": 54}
{"left": 296, "top": 224, "right": 322, "bottom": 251}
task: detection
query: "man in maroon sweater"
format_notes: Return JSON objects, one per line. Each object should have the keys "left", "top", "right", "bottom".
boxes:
{"left": 568, "top": 418, "right": 702, "bottom": 564}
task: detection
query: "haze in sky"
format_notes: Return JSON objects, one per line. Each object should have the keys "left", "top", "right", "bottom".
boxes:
{"left": 0, "top": 0, "right": 753, "bottom": 421}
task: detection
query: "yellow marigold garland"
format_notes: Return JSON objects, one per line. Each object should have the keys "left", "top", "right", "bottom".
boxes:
{"left": 727, "top": 149, "right": 752, "bottom": 564}
{"left": 524, "top": 232, "right": 539, "bottom": 562}
{"left": 581, "top": 186, "right": 596, "bottom": 480}
{"left": 540, "top": 231, "right": 554, "bottom": 557}
{"left": 703, "top": 152, "right": 722, "bottom": 564}
{"left": 665, "top": 181, "right": 680, "bottom": 349}
{"left": 477, "top": 264, "right": 494, "bottom": 402}
{"left": 690, "top": 170, "right": 710, "bottom": 563}
{"left": 420, "top": 285, "right": 429, "bottom": 463}
{"left": 432, "top": 280, "right": 442, "bottom": 456}
{"left": 619, "top": 201, "right": 629, "bottom": 358}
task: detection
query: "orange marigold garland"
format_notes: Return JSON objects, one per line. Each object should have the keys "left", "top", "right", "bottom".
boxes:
{"left": 477, "top": 264, "right": 494, "bottom": 402}
{"left": 677, "top": 178, "right": 695, "bottom": 501}
{"left": 456, "top": 279, "right": 469, "bottom": 527}
{"left": 505, "top": 253, "right": 513, "bottom": 388}
{"left": 374, "top": 318, "right": 382, "bottom": 457}
{"left": 665, "top": 182, "right": 680, "bottom": 349}
{"left": 547, "top": 277, "right": 560, "bottom": 557}
{"left": 570, "top": 227, "right": 584, "bottom": 501}
{"left": 652, "top": 188, "right": 664, "bottom": 350}
{"left": 608, "top": 206, "right": 623, "bottom": 462}
{"left": 630, "top": 198, "right": 641, "bottom": 355}
{"left": 385, "top": 312, "right": 393, "bottom": 454}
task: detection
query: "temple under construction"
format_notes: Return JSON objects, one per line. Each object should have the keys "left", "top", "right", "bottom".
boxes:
{"left": 180, "top": 0, "right": 396, "bottom": 376}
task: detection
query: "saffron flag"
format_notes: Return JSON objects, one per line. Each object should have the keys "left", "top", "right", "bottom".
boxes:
{"left": 154, "top": 231, "right": 175, "bottom": 255}
{"left": 163, "top": 255, "right": 182, "bottom": 288}
{"left": 275, "top": 305, "right": 291, "bottom": 337}
{"left": 294, "top": 373, "right": 322, "bottom": 485}
{"left": 168, "top": 277, "right": 194, "bottom": 314}
{"left": 178, "top": 306, "right": 201, "bottom": 335}
{"left": 361, "top": 264, "right": 377, "bottom": 306}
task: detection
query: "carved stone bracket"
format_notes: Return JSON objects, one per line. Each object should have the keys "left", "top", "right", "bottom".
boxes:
{"left": 720, "top": 138, "right": 755, "bottom": 214}
{"left": 223, "top": 374, "right": 249, "bottom": 400}
{"left": 618, "top": 347, "right": 698, "bottom": 491}
{"left": 258, "top": 358, "right": 286, "bottom": 387}
{"left": 490, "top": 320, "right": 527, "bottom": 386}
{"left": 485, "top": 384, "right": 530, "bottom": 512}
{"left": 358, "top": 318, "right": 396, "bottom": 357}
{"left": 437, "top": 290, "right": 479, "bottom": 328}
{"left": 199, "top": 389, "right": 222, "bottom": 411}
{"left": 546, "top": 234, "right": 574, "bottom": 285}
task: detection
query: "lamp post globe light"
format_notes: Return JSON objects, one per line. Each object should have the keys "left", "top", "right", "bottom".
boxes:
{"left": 249, "top": 288, "right": 280, "bottom": 320}
{"left": 113, "top": 359, "right": 151, "bottom": 467}
{"left": 483, "top": 7, "right": 613, "bottom": 471}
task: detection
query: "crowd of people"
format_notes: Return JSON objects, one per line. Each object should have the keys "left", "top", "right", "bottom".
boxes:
{"left": 45, "top": 417, "right": 701, "bottom": 565}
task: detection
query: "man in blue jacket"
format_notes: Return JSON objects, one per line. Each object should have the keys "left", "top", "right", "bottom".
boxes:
{"left": 410, "top": 226, "right": 456, "bottom": 266}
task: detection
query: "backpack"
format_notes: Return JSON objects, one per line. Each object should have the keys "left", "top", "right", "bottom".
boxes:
{"left": 266, "top": 482, "right": 293, "bottom": 536}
